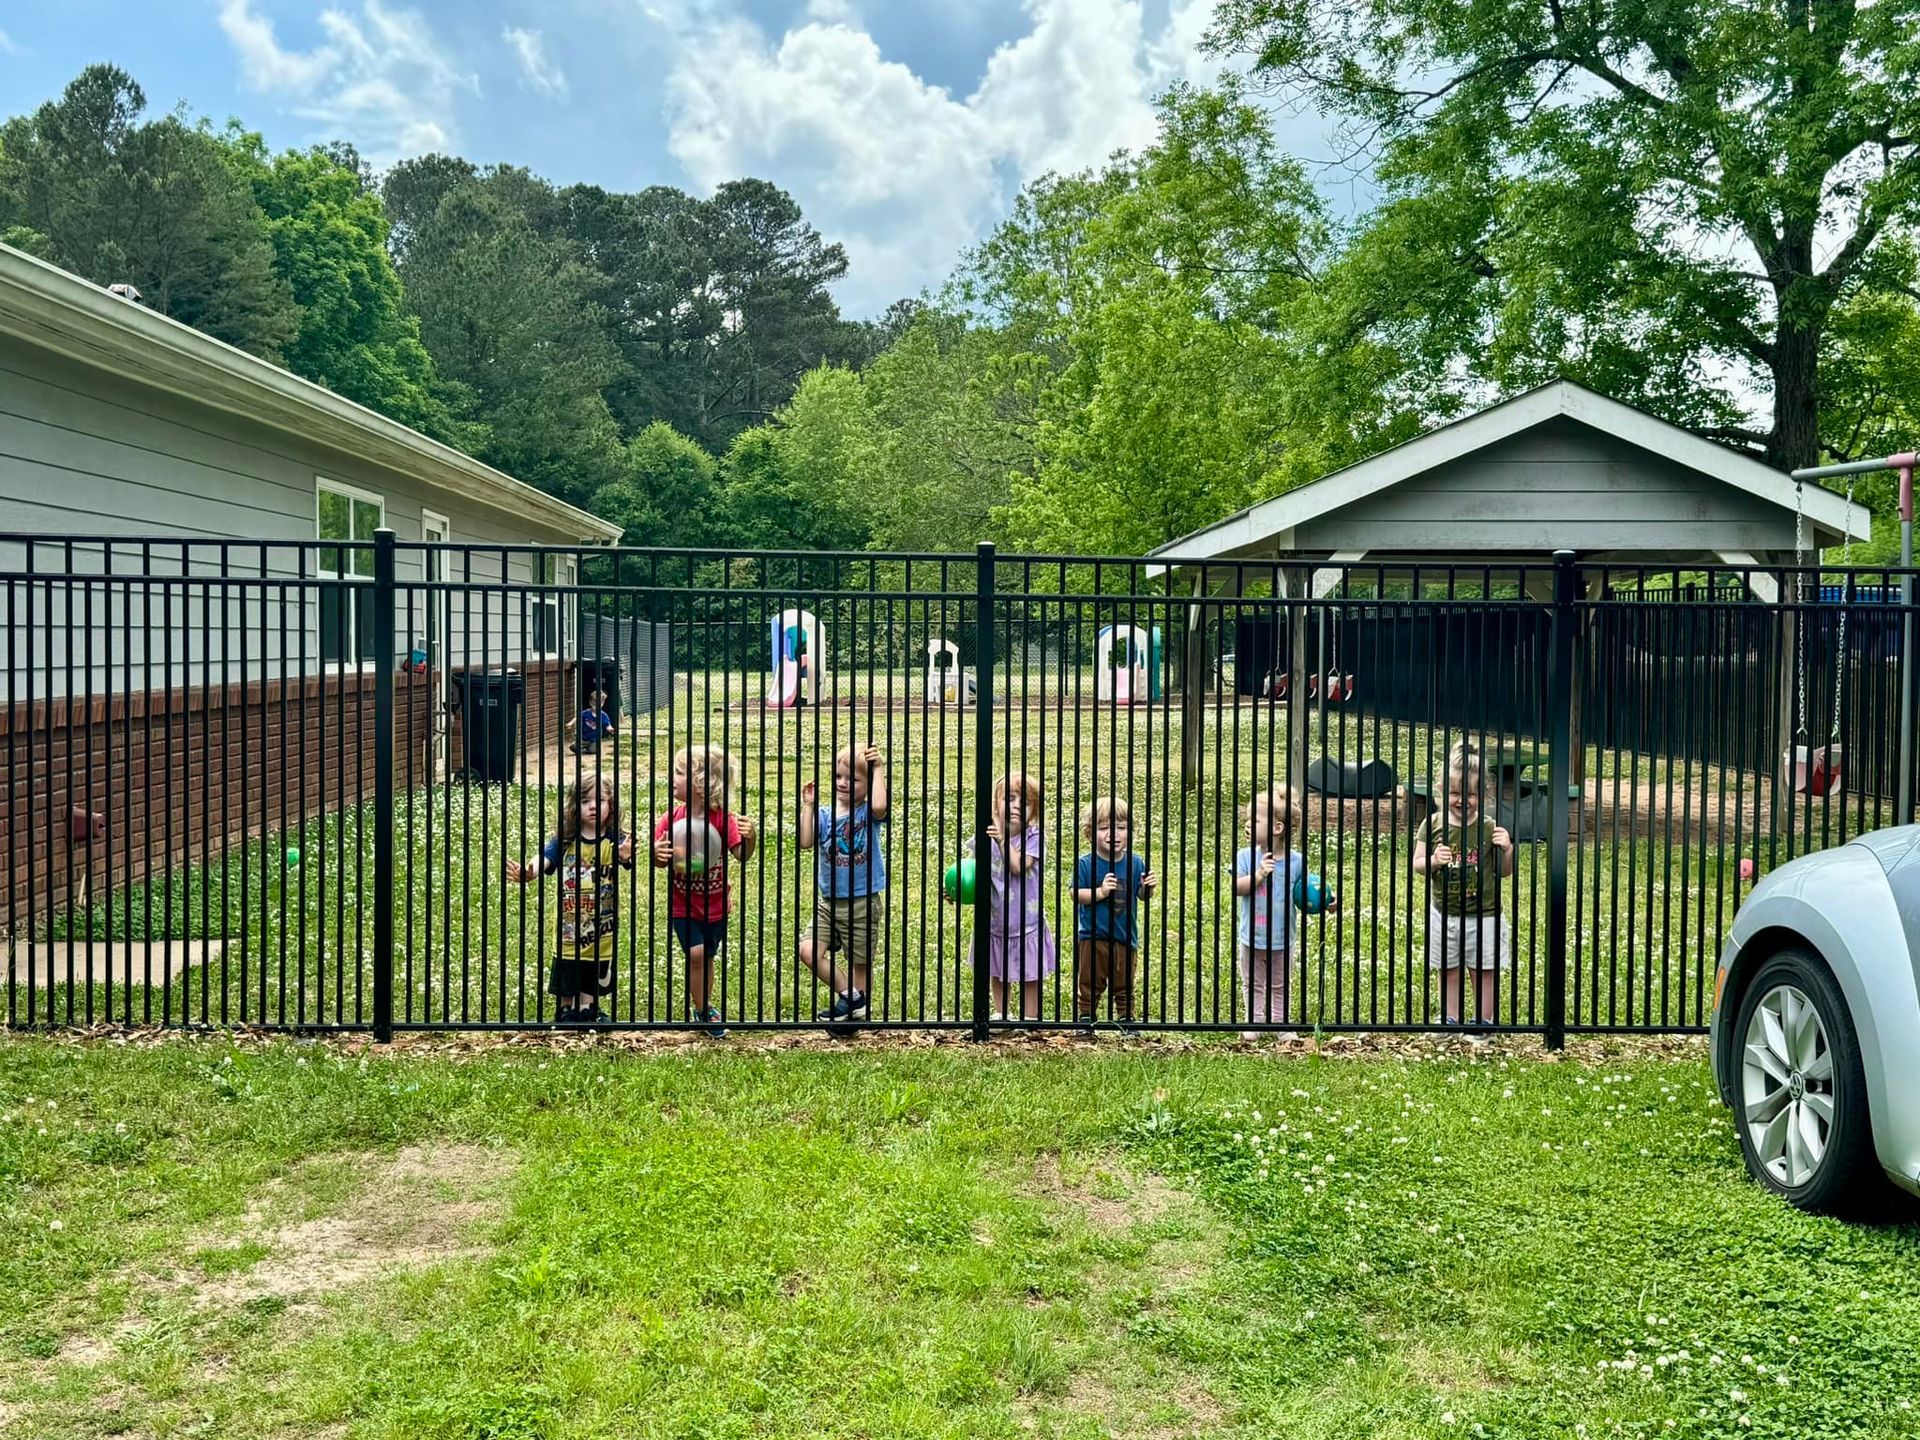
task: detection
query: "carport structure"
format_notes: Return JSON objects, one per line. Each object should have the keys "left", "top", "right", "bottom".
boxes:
{"left": 1149, "top": 380, "right": 1872, "bottom": 794}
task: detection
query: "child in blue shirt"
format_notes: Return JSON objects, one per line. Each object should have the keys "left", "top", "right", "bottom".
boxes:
{"left": 569, "top": 685, "right": 616, "bottom": 755}
{"left": 799, "top": 744, "right": 888, "bottom": 1030}
{"left": 1072, "top": 796, "right": 1156, "bottom": 1031}
{"left": 1232, "top": 785, "right": 1337, "bottom": 1039}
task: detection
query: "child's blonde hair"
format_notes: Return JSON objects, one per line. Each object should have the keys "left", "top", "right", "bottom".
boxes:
{"left": 1080, "top": 794, "right": 1132, "bottom": 838}
{"left": 834, "top": 744, "right": 878, "bottom": 780}
{"left": 1444, "top": 741, "right": 1485, "bottom": 812}
{"left": 558, "top": 775, "right": 621, "bottom": 844}
{"left": 994, "top": 770, "right": 1044, "bottom": 824}
{"left": 673, "top": 744, "right": 737, "bottom": 809}
{"left": 1241, "top": 785, "right": 1299, "bottom": 844}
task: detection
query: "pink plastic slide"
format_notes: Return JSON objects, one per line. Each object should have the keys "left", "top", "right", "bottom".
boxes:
{"left": 767, "top": 666, "right": 800, "bottom": 708}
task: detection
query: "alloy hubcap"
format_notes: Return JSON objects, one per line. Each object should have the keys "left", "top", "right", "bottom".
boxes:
{"left": 1740, "top": 984, "right": 1834, "bottom": 1188}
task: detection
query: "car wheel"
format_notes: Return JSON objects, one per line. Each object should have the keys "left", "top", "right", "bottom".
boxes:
{"left": 1730, "top": 949, "right": 1878, "bottom": 1213}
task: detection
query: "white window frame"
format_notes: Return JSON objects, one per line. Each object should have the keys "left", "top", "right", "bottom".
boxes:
{"left": 532, "top": 552, "right": 576, "bottom": 661}
{"left": 315, "top": 477, "right": 385, "bottom": 671}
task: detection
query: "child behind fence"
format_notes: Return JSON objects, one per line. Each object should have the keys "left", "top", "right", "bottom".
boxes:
{"left": 1412, "top": 740, "right": 1514, "bottom": 1028}
{"left": 651, "top": 745, "right": 756, "bottom": 1037}
{"left": 506, "top": 775, "right": 635, "bottom": 1026}
{"left": 1072, "top": 796, "right": 1156, "bottom": 1031}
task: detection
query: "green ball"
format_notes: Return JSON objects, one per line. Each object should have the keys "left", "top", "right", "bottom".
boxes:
{"left": 284, "top": 847, "right": 301, "bottom": 868}
{"left": 942, "top": 857, "right": 977, "bottom": 904}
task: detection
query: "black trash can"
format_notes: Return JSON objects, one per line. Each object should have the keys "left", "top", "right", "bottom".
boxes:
{"left": 455, "top": 669, "right": 525, "bottom": 783}
{"left": 578, "top": 656, "right": 621, "bottom": 721}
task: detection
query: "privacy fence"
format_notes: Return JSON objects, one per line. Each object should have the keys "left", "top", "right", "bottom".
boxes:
{"left": 5, "top": 535, "right": 1915, "bottom": 1043}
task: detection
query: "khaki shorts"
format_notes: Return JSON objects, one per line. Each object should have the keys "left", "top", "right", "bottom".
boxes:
{"left": 805, "top": 893, "right": 879, "bottom": 965}
{"left": 1426, "top": 908, "right": 1510, "bottom": 972}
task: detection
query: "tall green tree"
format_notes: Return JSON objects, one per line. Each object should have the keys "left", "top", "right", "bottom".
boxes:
{"left": 1211, "top": 0, "right": 1920, "bottom": 471}
{"left": 389, "top": 164, "right": 627, "bottom": 506}
{"left": 718, "top": 368, "right": 875, "bottom": 552}
{"left": 0, "top": 65, "right": 297, "bottom": 358}
{"left": 241, "top": 142, "right": 456, "bottom": 438}
{"left": 960, "top": 86, "right": 1332, "bottom": 553}
{"left": 589, "top": 421, "right": 719, "bottom": 549}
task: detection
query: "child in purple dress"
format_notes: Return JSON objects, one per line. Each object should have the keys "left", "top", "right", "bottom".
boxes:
{"left": 977, "top": 770, "right": 1057, "bottom": 1023}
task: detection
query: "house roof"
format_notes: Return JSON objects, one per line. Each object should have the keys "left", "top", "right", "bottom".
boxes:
{"left": 0, "top": 243, "right": 623, "bottom": 544}
{"left": 1148, "top": 380, "right": 1871, "bottom": 564}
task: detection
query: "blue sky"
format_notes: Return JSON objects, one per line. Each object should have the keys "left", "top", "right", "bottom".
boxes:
{"left": 0, "top": 1, "right": 1344, "bottom": 315}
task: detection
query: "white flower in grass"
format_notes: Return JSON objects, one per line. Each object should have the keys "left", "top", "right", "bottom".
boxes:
{"left": 48, "top": 1219, "right": 62, "bottom": 1231}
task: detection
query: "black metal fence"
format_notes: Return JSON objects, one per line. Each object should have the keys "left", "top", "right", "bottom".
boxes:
{"left": 5, "top": 535, "right": 1915, "bottom": 1042}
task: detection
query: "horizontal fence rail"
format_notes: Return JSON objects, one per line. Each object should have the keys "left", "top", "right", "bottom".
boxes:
{"left": 4, "top": 535, "right": 1916, "bottom": 1042}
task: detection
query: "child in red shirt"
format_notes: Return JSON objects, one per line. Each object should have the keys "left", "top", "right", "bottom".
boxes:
{"left": 651, "top": 745, "right": 756, "bottom": 1036}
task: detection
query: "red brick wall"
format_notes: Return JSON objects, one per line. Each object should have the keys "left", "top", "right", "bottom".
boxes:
{"left": 4, "top": 657, "right": 577, "bottom": 928}
{"left": 2, "top": 668, "right": 436, "bottom": 925}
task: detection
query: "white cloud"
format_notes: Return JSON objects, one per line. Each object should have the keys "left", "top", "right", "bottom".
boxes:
{"left": 0, "top": 29, "right": 17, "bottom": 56}
{"left": 503, "top": 25, "right": 567, "bottom": 99}
{"left": 218, "top": 0, "right": 474, "bottom": 163}
{"left": 646, "top": 0, "right": 1231, "bottom": 315}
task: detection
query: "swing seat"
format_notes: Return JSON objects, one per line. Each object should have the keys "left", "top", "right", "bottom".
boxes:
{"left": 1323, "top": 672, "right": 1356, "bottom": 703}
{"left": 1263, "top": 672, "right": 1289, "bottom": 700}
{"left": 1786, "top": 743, "right": 1845, "bottom": 797}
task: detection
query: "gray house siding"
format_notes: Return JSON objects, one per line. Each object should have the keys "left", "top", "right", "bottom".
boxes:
{"left": 1296, "top": 417, "right": 1798, "bottom": 556}
{"left": 0, "top": 333, "right": 595, "bottom": 700}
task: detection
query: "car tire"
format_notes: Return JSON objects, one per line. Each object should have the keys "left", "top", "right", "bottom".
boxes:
{"left": 1730, "top": 949, "right": 1880, "bottom": 1213}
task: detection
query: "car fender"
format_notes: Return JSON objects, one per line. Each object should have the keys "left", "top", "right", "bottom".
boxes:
{"left": 1713, "top": 843, "right": 1920, "bottom": 1191}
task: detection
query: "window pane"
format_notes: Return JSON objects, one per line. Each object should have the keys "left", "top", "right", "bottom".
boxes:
{"left": 318, "top": 489, "right": 349, "bottom": 542}
{"left": 533, "top": 600, "right": 554, "bottom": 653}
{"left": 351, "top": 499, "right": 381, "bottom": 576}
{"left": 355, "top": 586, "right": 379, "bottom": 664}
{"left": 319, "top": 586, "right": 346, "bottom": 663}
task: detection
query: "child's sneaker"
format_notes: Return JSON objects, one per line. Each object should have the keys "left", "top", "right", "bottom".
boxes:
{"left": 816, "top": 988, "right": 867, "bottom": 1036}
{"left": 553, "top": 1005, "right": 579, "bottom": 1025}
{"left": 700, "top": 1007, "right": 728, "bottom": 1039}
{"left": 1075, "top": 1013, "right": 1096, "bottom": 1035}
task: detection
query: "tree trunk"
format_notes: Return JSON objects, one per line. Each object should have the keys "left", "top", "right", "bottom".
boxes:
{"left": 1765, "top": 314, "right": 1822, "bottom": 474}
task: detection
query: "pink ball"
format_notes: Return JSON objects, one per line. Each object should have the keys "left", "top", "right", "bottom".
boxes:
{"left": 1738, "top": 857, "right": 1756, "bottom": 881}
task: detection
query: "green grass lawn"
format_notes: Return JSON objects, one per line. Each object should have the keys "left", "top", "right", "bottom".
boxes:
{"left": 2, "top": 1033, "right": 1917, "bottom": 1438}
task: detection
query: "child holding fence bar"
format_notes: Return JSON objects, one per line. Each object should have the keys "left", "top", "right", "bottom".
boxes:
{"left": 974, "top": 771, "right": 1056, "bottom": 1025}
{"left": 1232, "top": 785, "right": 1332, "bottom": 1039}
{"left": 1412, "top": 740, "right": 1514, "bottom": 1028}
{"left": 800, "top": 744, "right": 888, "bottom": 1032}
{"left": 1072, "top": 796, "right": 1156, "bottom": 1032}
{"left": 651, "top": 745, "right": 756, "bottom": 1038}
{"left": 506, "top": 775, "right": 636, "bottom": 1026}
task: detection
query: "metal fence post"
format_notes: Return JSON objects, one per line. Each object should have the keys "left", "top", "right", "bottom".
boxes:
{"left": 972, "top": 541, "right": 996, "bottom": 1042}
{"left": 372, "top": 527, "right": 396, "bottom": 1043}
{"left": 1545, "top": 549, "right": 1575, "bottom": 1051}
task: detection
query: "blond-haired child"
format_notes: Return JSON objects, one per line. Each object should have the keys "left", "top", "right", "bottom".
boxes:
{"left": 650, "top": 745, "right": 756, "bottom": 1036}
{"left": 1232, "top": 785, "right": 1338, "bottom": 1038}
{"left": 975, "top": 770, "right": 1055, "bottom": 1023}
{"left": 1412, "top": 741, "right": 1514, "bottom": 1027}
{"left": 1072, "top": 795, "right": 1156, "bottom": 1030}
{"left": 799, "top": 743, "right": 889, "bottom": 1031}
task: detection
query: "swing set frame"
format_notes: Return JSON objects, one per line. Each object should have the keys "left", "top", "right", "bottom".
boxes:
{"left": 1790, "top": 450, "right": 1918, "bottom": 826}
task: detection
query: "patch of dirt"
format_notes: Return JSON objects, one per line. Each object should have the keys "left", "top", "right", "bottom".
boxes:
{"left": 191, "top": 1144, "right": 512, "bottom": 1311}
{"left": 1027, "top": 1153, "right": 1186, "bottom": 1235}
{"left": 1016, "top": 1155, "right": 1233, "bottom": 1435}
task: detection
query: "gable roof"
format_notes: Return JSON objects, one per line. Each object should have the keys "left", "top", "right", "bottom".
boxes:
{"left": 0, "top": 243, "right": 623, "bottom": 544}
{"left": 1149, "top": 380, "right": 1870, "bottom": 562}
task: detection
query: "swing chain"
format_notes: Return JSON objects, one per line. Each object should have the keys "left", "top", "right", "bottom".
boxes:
{"left": 1833, "top": 472, "right": 1853, "bottom": 743}
{"left": 1794, "top": 478, "right": 1808, "bottom": 738}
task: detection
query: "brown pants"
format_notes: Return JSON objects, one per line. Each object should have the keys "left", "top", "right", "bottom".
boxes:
{"left": 1075, "top": 938, "right": 1136, "bottom": 1020}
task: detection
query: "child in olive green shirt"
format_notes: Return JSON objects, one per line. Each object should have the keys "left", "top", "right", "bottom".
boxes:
{"left": 1412, "top": 743, "right": 1514, "bottom": 1027}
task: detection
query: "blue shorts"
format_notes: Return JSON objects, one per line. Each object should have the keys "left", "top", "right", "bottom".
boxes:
{"left": 669, "top": 917, "right": 727, "bottom": 957}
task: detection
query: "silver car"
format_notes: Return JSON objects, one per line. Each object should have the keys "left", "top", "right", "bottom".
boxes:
{"left": 1710, "top": 826, "right": 1920, "bottom": 1212}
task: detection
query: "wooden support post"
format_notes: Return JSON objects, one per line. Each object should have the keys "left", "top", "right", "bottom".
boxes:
{"left": 1286, "top": 565, "right": 1309, "bottom": 791}
{"left": 1181, "top": 573, "right": 1206, "bottom": 789}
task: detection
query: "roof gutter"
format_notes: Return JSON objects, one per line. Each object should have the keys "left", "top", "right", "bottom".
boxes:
{"left": 0, "top": 244, "right": 622, "bottom": 545}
